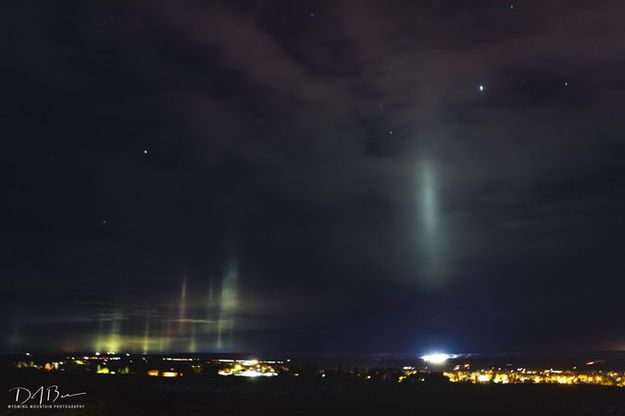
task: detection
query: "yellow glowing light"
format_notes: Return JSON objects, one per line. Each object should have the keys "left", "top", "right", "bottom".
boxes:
{"left": 96, "top": 366, "right": 110, "bottom": 374}
{"left": 162, "top": 371, "right": 179, "bottom": 378}
{"left": 442, "top": 367, "right": 625, "bottom": 388}
{"left": 147, "top": 370, "right": 159, "bottom": 377}
{"left": 493, "top": 374, "right": 509, "bottom": 384}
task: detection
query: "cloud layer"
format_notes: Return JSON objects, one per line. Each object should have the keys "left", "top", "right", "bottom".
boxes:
{"left": 1, "top": 0, "right": 625, "bottom": 353}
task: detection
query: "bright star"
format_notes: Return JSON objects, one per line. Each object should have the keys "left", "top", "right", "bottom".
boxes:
{"left": 143, "top": 149, "right": 148, "bottom": 155}
{"left": 479, "top": 85, "right": 485, "bottom": 92}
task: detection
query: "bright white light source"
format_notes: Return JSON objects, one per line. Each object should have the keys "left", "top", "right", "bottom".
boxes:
{"left": 479, "top": 85, "right": 485, "bottom": 92}
{"left": 235, "top": 370, "right": 277, "bottom": 378}
{"left": 421, "top": 353, "right": 454, "bottom": 365}
{"left": 477, "top": 374, "right": 491, "bottom": 383}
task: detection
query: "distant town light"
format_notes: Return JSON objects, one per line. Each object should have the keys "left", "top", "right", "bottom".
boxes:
{"left": 477, "top": 374, "right": 491, "bottom": 383}
{"left": 96, "top": 366, "right": 110, "bottom": 374}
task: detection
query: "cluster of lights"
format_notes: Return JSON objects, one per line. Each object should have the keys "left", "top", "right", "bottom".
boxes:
{"left": 147, "top": 369, "right": 181, "bottom": 378}
{"left": 14, "top": 352, "right": 623, "bottom": 388}
{"left": 444, "top": 367, "right": 624, "bottom": 387}
{"left": 217, "top": 359, "right": 279, "bottom": 378}
{"left": 397, "top": 367, "right": 428, "bottom": 383}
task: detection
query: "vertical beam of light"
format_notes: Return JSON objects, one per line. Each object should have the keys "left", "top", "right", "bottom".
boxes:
{"left": 216, "top": 256, "right": 239, "bottom": 351}
{"left": 107, "top": 310, "right": 122, "bottom": 353}
{"left": 421, "top": 162, "right": 438, "bottom": 236}
{"left": 95, "top": 314, "right": 105, "bottom": 352}
{"left": 204, "top": 279, "right": 216, "bottom": 350}
{"left": 142, "top": 317, "right": 150, "bottom": 354}
{"left": 418, "top": 159, "right": 446, "bottom": 288}
{"left": 207, "top": 279, "right": 215, "bottom": 319}
{"left": 178, "top": 277, "right": 187, "bottom": 332}
{"left": 168, "top": 277, "right": 188, "bottom": 352}
{"left": 189, "top": 321, "right": 197, "bottom": 353}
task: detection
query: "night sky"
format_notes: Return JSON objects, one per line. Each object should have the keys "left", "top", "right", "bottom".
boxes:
{"left": 2, "top": 1, "right": 625, "bottom": 355}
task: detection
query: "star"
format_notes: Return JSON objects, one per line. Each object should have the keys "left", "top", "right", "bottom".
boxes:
{"left": 564, "top": 81, "right": 569, "bottom": 87}
{"left": 102, "top": 219, "right": 107, "bottom": 225}
{"left": 387, "top": 129, "right": 394, "bottom": 136}
{"left": 143, "top": 149, "right": 148, "bottom": 155}
{"left": 479, "top": 85, "right": 485, "bottom": 92}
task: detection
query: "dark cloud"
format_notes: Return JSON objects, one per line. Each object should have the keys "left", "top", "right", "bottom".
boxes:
{"left": 1, "top": 0, "right": 625, "bottom": 354}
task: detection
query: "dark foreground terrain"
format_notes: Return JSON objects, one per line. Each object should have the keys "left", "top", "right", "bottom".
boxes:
{"left": 3, "top": 369, "right": 625, "bottom": 416}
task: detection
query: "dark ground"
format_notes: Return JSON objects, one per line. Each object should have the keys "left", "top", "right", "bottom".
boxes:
{"left": 3, "top": 369, "right": 625, "bottom": 416}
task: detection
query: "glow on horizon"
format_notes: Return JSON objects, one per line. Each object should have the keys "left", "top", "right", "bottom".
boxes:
{"left": 79, "top": 256, "right": 242, "bottom": 354}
